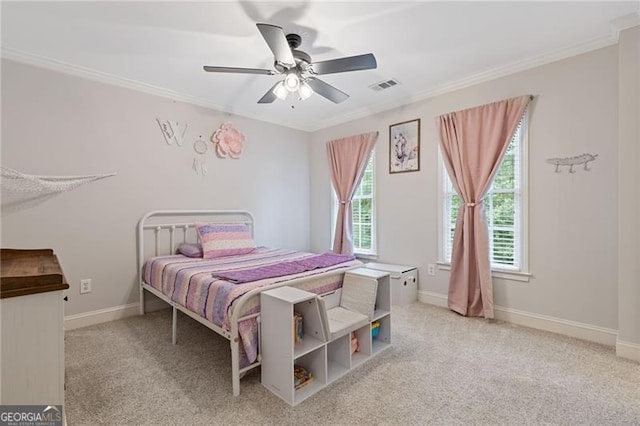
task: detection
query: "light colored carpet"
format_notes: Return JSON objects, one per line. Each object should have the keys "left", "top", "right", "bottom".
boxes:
{"left": 65, "top": 302, "right": 640, "bottom": 425}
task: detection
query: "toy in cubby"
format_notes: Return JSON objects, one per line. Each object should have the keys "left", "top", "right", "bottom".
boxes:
{"left": 371, "top": 321, "right": 380, "bottom": 339}
{"left": 350, "top": 332, "right": 359, "bottom": 354}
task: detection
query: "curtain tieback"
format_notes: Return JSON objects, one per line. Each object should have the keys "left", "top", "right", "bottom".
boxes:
{"left": 339, "top": 201, "right": 348, "bottom": 205}
{"left": 466, "top": 200, "right": 482, "bottom": 208}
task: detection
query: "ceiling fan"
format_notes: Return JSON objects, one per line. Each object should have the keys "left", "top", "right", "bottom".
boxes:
{"left": 203, "top": 23, "right": 377, "bottom": 104}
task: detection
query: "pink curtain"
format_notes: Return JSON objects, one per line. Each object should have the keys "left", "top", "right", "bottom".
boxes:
{"left": 327, "top": 132, "right": 378, "bottom": 254}
{"left": 437, "top": 95, "right": 531, "bottom": 318}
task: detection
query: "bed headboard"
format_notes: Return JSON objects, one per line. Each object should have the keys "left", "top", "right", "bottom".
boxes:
{"left": 137, "top": 210, "right": 255, "bottom": 278}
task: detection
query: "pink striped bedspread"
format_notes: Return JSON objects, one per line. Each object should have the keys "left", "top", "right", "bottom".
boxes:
{"left": 142, "top": 247, "right": 362, "bottom": 365}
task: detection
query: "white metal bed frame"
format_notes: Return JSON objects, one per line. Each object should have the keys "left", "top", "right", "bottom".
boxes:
{"left": 137, "top": 209, "right": 353, "bottom": 396}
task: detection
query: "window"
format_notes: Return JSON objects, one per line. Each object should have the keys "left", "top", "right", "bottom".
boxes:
{"left": 439, "top": 115, "right": 528, "bottom": 277}
{"left": 332, "top": 155, "right": 376, "bottom": 256}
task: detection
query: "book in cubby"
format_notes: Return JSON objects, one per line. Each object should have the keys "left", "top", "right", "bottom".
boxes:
{"left": 261, "top": 268, "right": 392, "bottom": 406}
{"left": 293, "top": 311, "right": 303, "bottom": 343}
{"left": 293, "top": 365, "right": 313, "bottom": 390}
{"left": 261, "top": 286, "right": 326, "bottom": 406}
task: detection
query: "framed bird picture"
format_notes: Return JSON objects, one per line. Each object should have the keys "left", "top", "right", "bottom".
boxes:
{"left": 389, "top": 119, "right": 420, "bottom": 173}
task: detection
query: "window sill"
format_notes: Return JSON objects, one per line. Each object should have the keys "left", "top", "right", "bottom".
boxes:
{"left": 436, "top": 261, "right": 531, "bottom": 282}
{"left": 355, "top": 253, "right": 378, "bottom": 261}
{"left": 328, "top": 249, "right": 378, "bottom": 262}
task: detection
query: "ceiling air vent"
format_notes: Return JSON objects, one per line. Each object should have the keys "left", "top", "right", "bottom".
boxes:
{"left": 370, "top": 78, "right": 400, "bottom": 91}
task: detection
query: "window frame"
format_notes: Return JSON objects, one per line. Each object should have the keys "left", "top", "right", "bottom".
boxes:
{"left": 436, "top": 113, "right": 530, "bottom": 282}
{"left": 331, "top": 153, "right": 377, "bottom": 258}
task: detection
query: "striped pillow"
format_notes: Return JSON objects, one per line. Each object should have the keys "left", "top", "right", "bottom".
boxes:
{"left": 195, "top": 222, "right": 256, "bottom": 259}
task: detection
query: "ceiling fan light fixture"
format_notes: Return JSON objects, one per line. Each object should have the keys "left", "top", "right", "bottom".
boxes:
{"left": 273, "top": 81, "right": 288, "bottom": 100}
{"left": 298, "top": 81, "right": 314, "bottom": 100}
{"left": 283, "top": 72, "right": 300, "bottom": 92}
{"left": 204, "top": 23, "right": 377, "bottom": 105}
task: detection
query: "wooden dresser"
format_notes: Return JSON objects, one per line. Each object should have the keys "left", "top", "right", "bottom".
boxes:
{"left": 1, "top": 249, "right": 69, "bottom": 406}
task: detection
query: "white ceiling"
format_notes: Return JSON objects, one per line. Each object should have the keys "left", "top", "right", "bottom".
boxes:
{"left": 2, "top": 1, "right": 638, "bottom": 132}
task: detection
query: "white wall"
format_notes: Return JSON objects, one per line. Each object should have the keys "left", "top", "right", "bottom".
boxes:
{"left": 617, "top": 25, "right": 640, "bottom": 356}
{"left": 1, "top": 59, "right": 311, "bottom": 316}
{"left": 310, "top": 46, "right": 620, "bottom": 331}
{"left": 2, "top": 33, "right": 635, "bottom": 346}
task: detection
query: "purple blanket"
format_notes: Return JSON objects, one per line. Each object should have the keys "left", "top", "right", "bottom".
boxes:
{"left": 211, "top": 252, "right": 356, "bottom": 284}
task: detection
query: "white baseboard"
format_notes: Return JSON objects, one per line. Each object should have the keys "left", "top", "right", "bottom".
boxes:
{"left": 493, "top": 306, "right": 617, "bottom": 346}
{"left": 64, "top": 298, "right": 168, "bottom": 330}
{"left": 64, "top": 303, "right": 139, "bottom": 330}
{"left": 418, "top": 290, "right": 448, "bottom": 308}
{"left": 67, "top": 289, "right": 624, "bottom": 351}
{"left": 616, "top": 340, "right": 640, "bottom": 362}
{"left": 418, "top": 290, "right": 618, "bottom": 346}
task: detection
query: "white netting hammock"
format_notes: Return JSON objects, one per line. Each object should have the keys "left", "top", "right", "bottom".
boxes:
{"left": 1, "top": 166, "right": 116, "bottom": 212}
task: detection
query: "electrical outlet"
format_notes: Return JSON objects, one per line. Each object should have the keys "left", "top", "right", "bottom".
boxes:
{"left": 80, "top": 279, "right": 92, "bottom": 294}
{"left": 427, "top": 264, "right": 436, "bottom": 276}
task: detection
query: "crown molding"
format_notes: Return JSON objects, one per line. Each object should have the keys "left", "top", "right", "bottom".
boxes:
{"left": 610, "top": 12, "right": 640, "bottom": 40}
{"left": 309, "top": 29, "right": 620, "bottom": 132}
{"left": 2, "top": 11, "right": 633, "bottom": 135}
{"left": 0, "top": 48, "right": 314, "bottom": 132}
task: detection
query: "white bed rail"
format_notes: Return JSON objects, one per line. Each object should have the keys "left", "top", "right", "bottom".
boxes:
{"left": 137, "top": 209, "right": 254, "bottom": 312}
{"left": 137, "top": 210, "right": 258, "bottom": 396}
{"left": 136, "top": 209, "right": 355, "bottom": 397}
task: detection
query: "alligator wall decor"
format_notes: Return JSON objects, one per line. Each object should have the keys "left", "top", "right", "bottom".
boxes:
{"left": 546, "top": 153, "right": 598, "bottom": 173}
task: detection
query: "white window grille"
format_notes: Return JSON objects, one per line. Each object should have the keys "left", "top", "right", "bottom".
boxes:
{"left": 440, "top": 114, "right": 528, "bottom": 273}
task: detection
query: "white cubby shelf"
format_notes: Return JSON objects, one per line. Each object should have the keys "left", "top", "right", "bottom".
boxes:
{"left": 260, "top": 268, "right": 391, "bottom": 406}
